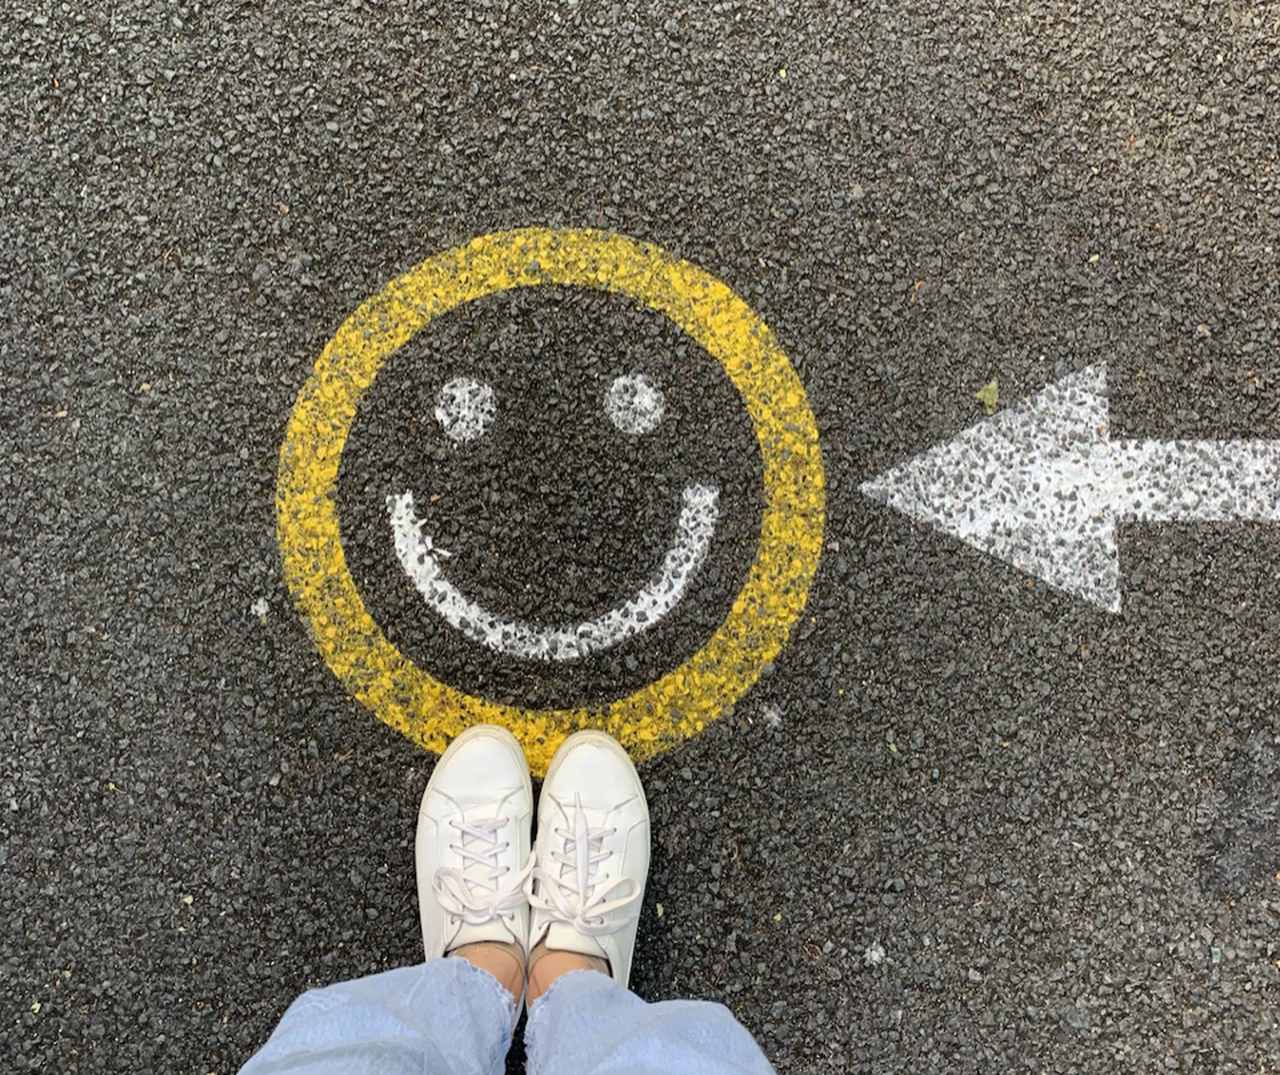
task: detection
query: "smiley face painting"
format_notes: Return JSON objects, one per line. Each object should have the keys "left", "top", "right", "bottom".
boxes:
{"left": 358, "top": 296, "right": 754, "bottom": 710}
{"left": 387, "top": 369, "right": 721, "bottom": 663}
{"left": 276, "top": 229, "right": 825, "bottom": 774}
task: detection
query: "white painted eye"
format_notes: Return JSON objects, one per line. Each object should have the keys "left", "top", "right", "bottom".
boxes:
{"left": 605, "top": 373, "right": 664, "bottom": 435}
{"left": 434, "top": 377, "right": 495, "bottom": 443}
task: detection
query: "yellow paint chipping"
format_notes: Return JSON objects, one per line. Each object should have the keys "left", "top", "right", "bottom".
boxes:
{"left": 276, "top": 228, "right": 825, "bottom": 775}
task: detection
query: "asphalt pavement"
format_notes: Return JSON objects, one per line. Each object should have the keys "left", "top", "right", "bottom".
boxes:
{"left": 3, "top": 2, "right": 1279, "bottom": 1072}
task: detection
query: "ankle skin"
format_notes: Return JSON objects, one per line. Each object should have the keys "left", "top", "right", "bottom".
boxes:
{"left": 526, "top": 943, "right": 609, "bottom": 1004}
{"left": 451, "top": 941, "right": 526, "bottom": 1002}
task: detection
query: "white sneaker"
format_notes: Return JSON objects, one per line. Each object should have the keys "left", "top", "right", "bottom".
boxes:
{"left": 526, "top": 731, "right": 650, "bottom": 988}
{"left": 416, "top": 725, "right": 534, "bottom": 962}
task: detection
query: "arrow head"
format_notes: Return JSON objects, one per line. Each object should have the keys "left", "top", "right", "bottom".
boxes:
{"left": 861, "top": 363, "right": 1123, "bottom": 613}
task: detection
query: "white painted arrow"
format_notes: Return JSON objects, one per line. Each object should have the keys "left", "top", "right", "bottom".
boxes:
{"left": 860, "top": 363, "right": 1280, "bottom": 613}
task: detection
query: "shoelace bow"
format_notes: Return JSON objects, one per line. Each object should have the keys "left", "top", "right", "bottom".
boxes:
{"left": 526, "top": 793, "right": 641, "bottom": 937}
{"left": 433, "top": 806, "right": 534, "bottom": 925}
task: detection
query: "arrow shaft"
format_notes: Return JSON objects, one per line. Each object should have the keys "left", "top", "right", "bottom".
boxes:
{"left": 1104, "top": 440, "right": 1280, "bottom": 523}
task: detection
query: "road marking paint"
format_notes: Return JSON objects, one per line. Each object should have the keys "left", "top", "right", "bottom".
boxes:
{"left": 862, "top": 362, "right": 1280, "bottom": 612}
{"left": 276, "top": 227, "right": 826, "bottom": 774}
{"left": 605, "top": 372, "right": 665, "bottom": 435}
{"left": 389, "top": 483, "right": 720, "bottom": 660}
{"left": 434, "top": 376, "right": 495, "bottom": 443}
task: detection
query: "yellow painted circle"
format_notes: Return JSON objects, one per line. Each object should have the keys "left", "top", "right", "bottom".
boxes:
{"left": 276, "top": 228, "right": 825, "bottom": 775}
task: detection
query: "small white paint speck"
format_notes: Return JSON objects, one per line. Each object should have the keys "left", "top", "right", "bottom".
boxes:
{"left": 250, "top": 597, "right": 269, "bottom": 620}
{"left": 605, "top": 373, "right": 664, "bottom": 435}
{"left": 864, "top": 942, "right": 886, "bottom": 966}
{"left": 762, "top": 703, "right": 783, "bottom": 730}
{"left": 435, "top": 377, "right": 496, "bottom": 443}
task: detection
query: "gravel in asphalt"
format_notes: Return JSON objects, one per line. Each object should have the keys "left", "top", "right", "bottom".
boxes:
{"left": 3, "top": 2, "right": 1279, "bottom": 1072}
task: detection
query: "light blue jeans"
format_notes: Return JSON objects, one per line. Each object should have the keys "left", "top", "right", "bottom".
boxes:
{"left": 240, "top": 958, "right": 776, "bottom": 1075}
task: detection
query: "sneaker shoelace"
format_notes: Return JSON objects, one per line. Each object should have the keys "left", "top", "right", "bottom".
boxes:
{"left": 526, "top": 793, "right": 642, "bottom": 937}
{"left": 433, "top": 800, "right": 533, "bottom": 926}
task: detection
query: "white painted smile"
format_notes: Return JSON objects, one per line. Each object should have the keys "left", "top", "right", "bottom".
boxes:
{"left": 387, "top": 483, "right": 720, "bottom": 661}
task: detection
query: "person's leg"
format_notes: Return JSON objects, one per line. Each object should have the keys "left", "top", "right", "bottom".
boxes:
{"left": 524, "top": 968, "right": 776, "bottom": 1075}
{"left": 523, "top": 731, "right": 776, "bottom": 1074}
{"left": 240, "top": 726, "right": 536, "bottom": 1074}
{"left": 239, "top": 956, "right": 516, "bottom": 1075}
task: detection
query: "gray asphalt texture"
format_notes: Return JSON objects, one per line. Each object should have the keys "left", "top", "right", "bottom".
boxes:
{"left": 4, "top": 2, "right": 1280, "bottom": 1072}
